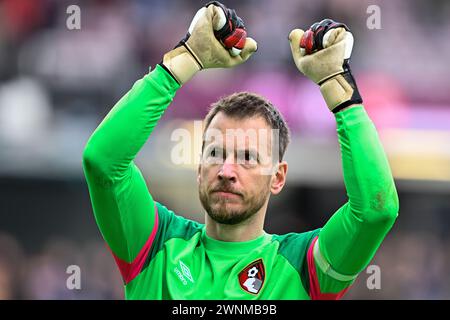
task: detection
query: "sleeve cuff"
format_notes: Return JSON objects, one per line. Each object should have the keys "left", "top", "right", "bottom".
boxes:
{"left": 334, "top": 104, "right": 372, "bottom": 128}
{"left": 143, "top": 64, "right": 181, "bottom": 96}
{"left": 313, "top": 238, "right": 359, "bottom": 282}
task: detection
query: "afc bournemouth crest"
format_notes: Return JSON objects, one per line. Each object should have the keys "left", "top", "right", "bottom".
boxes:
{"left": 238, "top": 259, "right": 265, "bottom": 295}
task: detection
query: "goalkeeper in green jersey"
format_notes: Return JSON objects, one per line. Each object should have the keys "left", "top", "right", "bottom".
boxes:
{"left": 82, "top": 2, "right": 399, "bottom": 299}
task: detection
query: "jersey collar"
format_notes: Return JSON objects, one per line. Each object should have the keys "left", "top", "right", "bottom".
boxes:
{"left": 202, "top": 228, "right": 271, "bottom": 255}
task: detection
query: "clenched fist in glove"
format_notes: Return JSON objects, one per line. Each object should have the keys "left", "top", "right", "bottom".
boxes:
{"left": 161, "top": 1, "right": 258, "bottom": 85}
{"left": 289, "top": 19, "right": 363, "bottom": 113}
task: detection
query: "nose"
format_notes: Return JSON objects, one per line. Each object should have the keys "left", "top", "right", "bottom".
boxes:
{"left": 218, "top": 157, "right": 237, "bottom": 183}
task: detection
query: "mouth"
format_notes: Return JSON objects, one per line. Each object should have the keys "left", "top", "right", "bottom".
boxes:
{"left": 211, "top": 190, "right": 242, "bottom": 199}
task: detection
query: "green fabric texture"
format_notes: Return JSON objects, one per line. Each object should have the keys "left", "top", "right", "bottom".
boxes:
{"left": 83, "top": 65, "right": 180, "bottom": 261}
{"left": 314, "top": 106, "right": 399, "bottom": 294}
{"left": 126, "top": 203, "right": 317, "bottom": 299}
{"left": 320, "top": 106, "right": 399, "bottom": 274}
{"left": 271, "top": 230, "right": 320, "bottom": 292}
{"left": 83, "top": 64, "right": 399, "bottom": 299}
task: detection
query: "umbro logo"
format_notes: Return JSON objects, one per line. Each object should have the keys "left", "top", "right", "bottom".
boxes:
{"left": 174, "top": 260, "right": 194, "bottom": 285}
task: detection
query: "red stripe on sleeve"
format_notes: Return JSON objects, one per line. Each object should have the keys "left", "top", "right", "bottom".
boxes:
{"left": 109, "top": 205, "right": 159, "bottom": 284}
{"left": 307, "top": 236, "right": 350, "bottom": 300}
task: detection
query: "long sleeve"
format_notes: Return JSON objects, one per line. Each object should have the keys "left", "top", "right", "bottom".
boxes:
{"left": 82, "top": 65, "right": 180, "bottom": 280}
{"left": 309, "top": 105, "right": 399, "bottom": 297}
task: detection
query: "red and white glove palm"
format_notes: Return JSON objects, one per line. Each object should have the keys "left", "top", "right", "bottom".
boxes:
{"left": 162, "top": 1, "right": 257, "bottom": 84}
{"left": 289, "top": 19, "right": 362, "bottom": 112}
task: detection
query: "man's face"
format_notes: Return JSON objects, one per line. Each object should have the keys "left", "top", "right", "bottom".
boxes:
{"left": 198, "top": 112, "right": 279, "bottom": 225}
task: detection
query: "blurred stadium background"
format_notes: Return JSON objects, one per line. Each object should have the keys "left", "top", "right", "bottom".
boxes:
{"left": 1, "top": 0, "right": 450, "bottom": 299}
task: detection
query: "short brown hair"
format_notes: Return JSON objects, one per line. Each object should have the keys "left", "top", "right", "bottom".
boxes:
{"left": 203, "top": 92, "right": 291, "bottom": 161}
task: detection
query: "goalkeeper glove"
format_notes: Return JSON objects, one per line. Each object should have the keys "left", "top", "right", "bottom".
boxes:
{"left": 161, "top": 1, "right": 258, "bottom": 85}
{"left": 288, "top": 19, "right": 363, "bottom": 113}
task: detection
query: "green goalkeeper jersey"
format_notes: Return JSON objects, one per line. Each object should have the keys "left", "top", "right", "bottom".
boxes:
{"left": 82, "top": 65, "right": 399, "bottom": 300}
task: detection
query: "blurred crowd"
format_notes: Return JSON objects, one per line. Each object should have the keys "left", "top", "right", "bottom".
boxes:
{"left": 0, "top": 231, "right": 124, "bottom": 299}
{"left": 1, "top": 0, "right": 450, "bottom": 141}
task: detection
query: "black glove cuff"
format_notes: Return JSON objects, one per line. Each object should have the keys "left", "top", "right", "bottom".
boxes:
{"left": 332, "top": 60, "right": 363, "bottom": 113}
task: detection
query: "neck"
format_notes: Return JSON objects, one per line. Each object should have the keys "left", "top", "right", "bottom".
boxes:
{"left": 205, "top": 201, "right": 268, "bottom": 242}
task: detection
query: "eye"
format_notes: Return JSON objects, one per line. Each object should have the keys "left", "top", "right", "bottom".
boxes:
{"left": 205, "top": 146, "right": 223, "bottom": 162}
{"left": 240, "top": 150, "right": 258, "bottom": 165}
{"left": 210, "top": 147, "right": 223, "bottom": 158}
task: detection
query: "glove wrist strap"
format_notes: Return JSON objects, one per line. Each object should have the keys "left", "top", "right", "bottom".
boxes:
{"left": 162, "top": 45, "right": 202, "bottom": 85}
{"left": 319, "top": 60, "right": 363, "bottom": 113}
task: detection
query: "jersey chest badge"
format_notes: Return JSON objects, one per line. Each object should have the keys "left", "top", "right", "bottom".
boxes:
{"left": 238, "top": 259, "right": 265, "bottom": 295}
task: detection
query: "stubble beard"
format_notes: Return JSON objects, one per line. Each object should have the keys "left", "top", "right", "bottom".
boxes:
{"left": 198, "top": 183, "right": 269, "bottom": 225}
